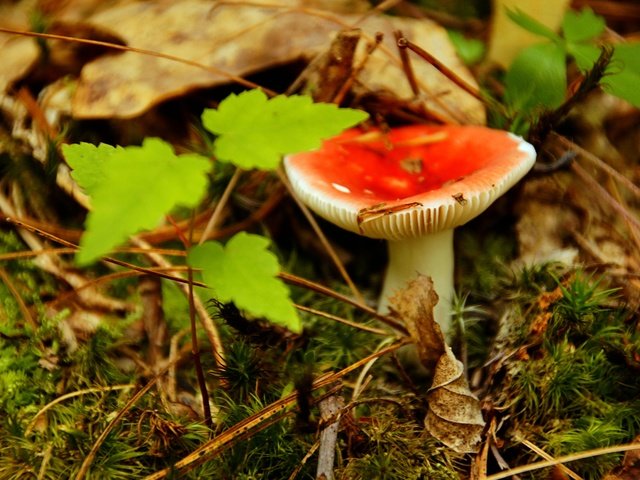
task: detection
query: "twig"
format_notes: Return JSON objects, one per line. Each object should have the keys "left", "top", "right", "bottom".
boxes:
{"left": 394, "top": 30, "right": 420, "bottom": 97}
{"left": 0, "top": 246, "right": 186, "bottom": 261}
{"left": 332, "top": 32, "right": 383, "bottom": 105}
{"left": 294, "top": 304, "right": 390, "bottom": 336}
{"left": 396, "top": 36, "right": 487, "bottom": 104}
{"left": 3, "top": 215, "right": 225, "bottom": 364}
{"left": 180, "top": 209, "right": 215, "bottom": 426}
{"left": 199, "top": 167, "right": 243, "bottom": 245}
{"left": 188, "top": 263, "right": 213, "bottom": 429}
{"left": 144, "top": 338, "right": 411, "bottom": 479}
{"left": 48, "top": 267, "right": 187, "bottom": 310}
{"left": 354, "top": 0, "right": 404, "bottom": 24}
{"left": 520, "top": 439, "right": 584, "bottom": 480}
{"left": 485, "top": 443, "right": 640, "bottom": 480}
{"left": 473, "top": 435, "right": 490, "bottom": 479}
{"left": 288, "top": 442, "right": 320, "bottom": 480}
{"left": 4, "top": 216, "right": 402, "bottom": 337}
{"left": 0, "top": 266, "right": 37, "bottom": 330}
{"left": 167, "top": 329, "right": 190, "bottom": 403}
{"left": 0, "top": 198, "right": 132, "bottom": 312}
{"left": 553, "top": 133, "right": 640, "bottom": 199}
{"left": 37, "top": 444, "right": 53, "bottom": 480}
{"left": 316, "top": 395, "right": 345, "bottom": 480}
{"left": 16, "top": 86, "right": 57, "bottom": 139}
{"left": 25, "top": 385, "right": 135, "bottom": 437}
{"left": 4, "top": 215, "right": 397, "bottom": 337}
{"left": 279, "top": 272, "right": 408, "bottom": 334}
{"left": 570, "top": 161, "right": 640, "bottom": 235}
{"left": 530, "top": 46, "right": 614, "bottom": 146}
{"left": 352, "top": 340, "right": 395, "bottom": 402}
{"left": 139, "top": 275, "right": 167, "bottom": 370}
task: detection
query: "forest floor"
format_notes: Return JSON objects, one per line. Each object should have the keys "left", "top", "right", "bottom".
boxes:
{"left": 1, "top": 1, "right": 640, "bottom": 479}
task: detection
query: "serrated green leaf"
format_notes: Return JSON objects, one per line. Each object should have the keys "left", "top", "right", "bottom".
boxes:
{"left": 447, "top": 30, "right": 485, "bottom": 65}
{"left": 504, "top": 42, "right": 567, "bottom": 114}
{"left": 188, "top": 232, "right": 300, "bottom": 332}
{"left": 562, "top": 8, "right": 605, "bottom": 44}
{"left": 77, "top": 138, "right": 210, "bottom": 265}
{"left": 62, "top": 143, "right": 122, "bottom": 197}
{"left": 602, "top": 43, "right": 640, "bottom": 108}
{"left": 202, "top": 89, "right": 368, "bottom": 170}
{"left": 506, "top": 8, "right": 561, "bottom": 43}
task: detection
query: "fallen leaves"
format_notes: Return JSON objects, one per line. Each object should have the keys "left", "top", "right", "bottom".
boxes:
{"left": 425, "top": 347, "right": 486, "bottom": 453}
{"left": 0, "top": 1, "right": 39, "bottom": 92}
{"left": 68, "top": 0, "right": 484, "bottom": 122}
{"left": 389, "top": 274, "right": 485, "bottom": 453}
{"left": 0, "top": 0, "right": 125, "bottom": 93}
{"left": 389, "top": 273, "right": 444, "bottom": 368}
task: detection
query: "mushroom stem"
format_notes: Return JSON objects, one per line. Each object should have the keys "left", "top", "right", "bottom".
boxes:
{"left": 378, "top": 229, "right": 454, "bottom": 336}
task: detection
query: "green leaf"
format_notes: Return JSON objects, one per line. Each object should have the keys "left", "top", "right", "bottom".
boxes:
{"left": 202, "top": 89, "right": 368, "bottom": 170}
{"left": 602, "top": 43, "right": 640, "bottom": 108}
{"left": 562, "top": 8, "right": 605, "bottom": 44}
{"left": 74, "top": 138, "right": 210, "bottom": 265}
{"left": 504, "top": 42, "right": 567, "bottom": 114}
{"left": 506, "top": 8, "right": 561, "bottom": 43}
{"left": 568, "top": 43, "right": 602, "bottom": 72}
{"left": 62, "top": 143, "right": 122, "bottom": 197}
{"left": 447, "top": 30, "right": 485, "bottom": 65}
{"left": 188, "top": 232, "right": 300, "bottom": 332}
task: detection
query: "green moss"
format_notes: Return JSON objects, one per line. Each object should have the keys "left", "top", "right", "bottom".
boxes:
{"left": 205, "top": 394, "right": 313, "bottom": 479}
{"left": 490, "top": 266, "right": 640, "bottom": 479}
{"left": 6, "top": 209, "right": 636, "bottom": 480}
{"left": 546, "top": 416, "right": 628, "bottom": 479}
{"left": 337, "top": 411, "right": 459, "bottom": 480}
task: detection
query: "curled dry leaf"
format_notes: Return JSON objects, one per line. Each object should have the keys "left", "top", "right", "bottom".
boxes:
{"left": 389, "top": 274, "right": 485, "bottom": 453}
{"left": 389, "top": 274, "right": 445, "bottom": 368}
{"left": 72, "top": 0, "right": 485, "bottom": 123}
{"left": 425, "top": 347, "right": 484, "bottom": 453}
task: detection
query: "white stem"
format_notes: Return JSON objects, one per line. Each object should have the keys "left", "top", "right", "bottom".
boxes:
{"left": 378, "top": 229, "right": 454, "bottom": 337}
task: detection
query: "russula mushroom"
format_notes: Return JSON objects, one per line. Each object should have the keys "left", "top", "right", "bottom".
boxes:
{"left": 284, "top": 125, "right": 536, "bottom": 335}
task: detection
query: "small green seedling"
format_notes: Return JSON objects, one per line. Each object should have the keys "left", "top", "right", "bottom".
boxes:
{"left": 62, "top": 90, "right": 368, "bottom": 330}
{"left": 503, "top": 8, "right": 640, "bottom": 133}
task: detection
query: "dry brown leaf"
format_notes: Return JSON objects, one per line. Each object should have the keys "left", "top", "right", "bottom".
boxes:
{"left": 389, "top": 274, "right": 445, "bottom": 369}
{"left": 0, "top": 0, "right": 130, "bottom": 94}
{"left": 425, "top": 347, "right": 485, "bottom": 453}
{"left": 72, "top": 0, "right": 485, "bottom": 123}
{"left": 0, "top": 0, "right": 40, "bottom": 93}
{"left": 389, "top": 274, "right": 485, "bottom": 453}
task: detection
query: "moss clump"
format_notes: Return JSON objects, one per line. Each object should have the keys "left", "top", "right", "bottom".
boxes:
{"left": 488, "top": 267, "right": 640, "bottom": 479}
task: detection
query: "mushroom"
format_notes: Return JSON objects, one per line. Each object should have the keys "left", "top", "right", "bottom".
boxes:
{"left": 284, "top": 125, "right": 536, "bottom": 335}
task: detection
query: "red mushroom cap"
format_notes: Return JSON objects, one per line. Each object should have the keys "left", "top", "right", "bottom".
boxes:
{"left": 284, "top": 125, "right": 536, "bottom": 240}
